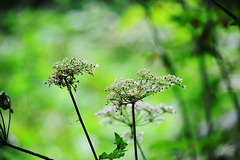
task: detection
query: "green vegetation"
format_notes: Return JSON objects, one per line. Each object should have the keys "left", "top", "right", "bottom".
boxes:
{"left": 0, "top": 0, "right": 240, "bottom": 159}
{"left": 99, "top": 133, "right": 127, "bottom": 160}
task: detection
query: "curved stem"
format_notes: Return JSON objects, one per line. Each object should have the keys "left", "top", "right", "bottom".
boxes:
{"left": 131, "top": 102, "right": 138, "bottom": 160}
{"left": 0, "top": 110, "right": 7, "bottom": 140}
{"left": 0, "top": 123, "right": 6, "bottom": 140}
{"left": 64, "top": 78, "right": 98, "bottom": 160}
{"left": 7, "top": 108, "right": 12, "bottom": 138}
{"left": 5, "top": 142, "right": 53, "bottom": 160}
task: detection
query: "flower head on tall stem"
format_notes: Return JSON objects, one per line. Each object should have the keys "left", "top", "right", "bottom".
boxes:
{"left": 46, "top": 57, "right": 99, "bottom": 160}
{"left": 102, "top": 69, "right": 185, "bottom": 160}
{"left": 45, "top": 57, "right": 99, "bottom": 91}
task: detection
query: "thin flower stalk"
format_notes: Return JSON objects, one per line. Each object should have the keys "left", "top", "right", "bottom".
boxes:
{"left": 64, "top": 78, "right": 98, "bottom": 160}
{"left": 130, "top": 126, "right": 146, "bottom": 160}
{"left": 132, "top": 102, "right": 138, "bottom": 160}
{"left": 46, "top": 57, "right": 99, "bottom": 160}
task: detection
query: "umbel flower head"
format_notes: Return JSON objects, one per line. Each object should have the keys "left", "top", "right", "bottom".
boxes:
{"left": 45, "top": 57, "right": 99, "bottom": 91}
{"left": 104, "top": 68, "right": 186, "bottom": 106}
{"left": 95, "top": 101, "right": 177, "bottom": 126}
{"left": 95, "top": 101, "right": 177, "bottom": 143}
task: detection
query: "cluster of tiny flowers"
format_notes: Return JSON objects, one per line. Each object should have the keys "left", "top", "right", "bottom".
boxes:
{"left": 122, "top": 131, "right": 144, "bottom": 143}
{"left": 95, "top": 105, "right": 118, "bottom": 126}
{"left": 95, "top": 101, "right": 177, "bottom": 126}
{"left": 95, "top": 101, "right": 177, "bottom": 142}
{"left": 104, "top": 68, "right": 186, "bottom": 106}
{"left": 45, "top": 57, "right": 99, "bottom": 91}
{"left": 157, "top": 104, "right": 178, "bottom": 114}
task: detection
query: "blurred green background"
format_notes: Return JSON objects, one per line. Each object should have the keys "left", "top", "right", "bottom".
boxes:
{"left": 0, "top": 0, "right": 240, "bottom": 159}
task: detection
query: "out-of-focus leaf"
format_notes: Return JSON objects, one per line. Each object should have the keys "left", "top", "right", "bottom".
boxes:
{"left": 118, "top": 5, "right": 145, "bottom": 31}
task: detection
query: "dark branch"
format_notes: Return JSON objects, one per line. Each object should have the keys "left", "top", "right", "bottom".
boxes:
{"left": 211, "top": 0, "right": 238, "bottom": 20}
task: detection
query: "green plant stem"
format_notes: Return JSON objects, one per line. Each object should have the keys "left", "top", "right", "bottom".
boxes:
{"left": 0, "top": 123, "right": 6, "bottom": 140}
{"left": 7, "top": 108, "right": 12, "bottom": 138}
{"left": 199, "top": 55, "right": 214, "bottom": 160}
{"left": 131, "top": 102, "right": 138, "bottom": 160}
{"left": 0, "top": 110, "right": 7, "bottom": 140}
{"left": 64, "top": 78, "right": 98, "bottom": 160}
{"left": 5, "top": 142, "right": 53, "bottom": 160}
{"left": 199, "top": 56, "right": 213, "bottom": 136}
{"left": 130, "top": 125, "right": 147, "bottom": 160}
{"left": 137, "top": 140, "right": 146, "bottom": 160}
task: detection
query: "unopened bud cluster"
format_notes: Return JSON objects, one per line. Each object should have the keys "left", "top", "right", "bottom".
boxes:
{"left": 0, "top": 91, "right": 11, "bottom": 111}
{"left": 104, "top": 68, "right": 186, "bottom": 106}
{"left": 45, "top": 57, "right": 99, "bottom": 91}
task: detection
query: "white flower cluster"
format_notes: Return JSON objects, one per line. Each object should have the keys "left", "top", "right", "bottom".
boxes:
{"left": 95, "top": 101, "right": 177, "bottom": 142}
{"left": 45, "top": 57, "right": 99, "bottom": 91}
{"left": 122, "top": 131, "right": 144, "bottom": 143}
{"left": 104, "top": 68, "right": 186, "bottom": 106}
{"left": 95, "top": 101, "right": 177, "bottom": 126}
{"left": 157, "top": 104, "right": 178, "bottom": 114}
{"left": 95, "top": 105, "right": 118, "bottom": 126}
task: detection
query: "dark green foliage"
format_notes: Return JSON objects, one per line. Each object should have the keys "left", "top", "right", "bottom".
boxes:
{"left": 230, "top": 19, "right": 240, "bottom": 26}
{"left": 99, "top": 133, "right": 128, "bottom": 160}
{"left": 0, "top": 91, "right": 11, "bottom": 111}
{"left": 1, "top": 0, "right": 240, "bottom": 159}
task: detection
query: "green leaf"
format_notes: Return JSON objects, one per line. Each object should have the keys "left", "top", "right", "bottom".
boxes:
{"left": 99, "top": 132, "right": 128, "bottom": 160}
{"left": 99, "top": 152, "right": 110, "bottom": 159}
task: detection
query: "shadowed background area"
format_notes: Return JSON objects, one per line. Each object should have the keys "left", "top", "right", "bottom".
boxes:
{"left": 0, "top": 0, "right": 240, "bottom": 159}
